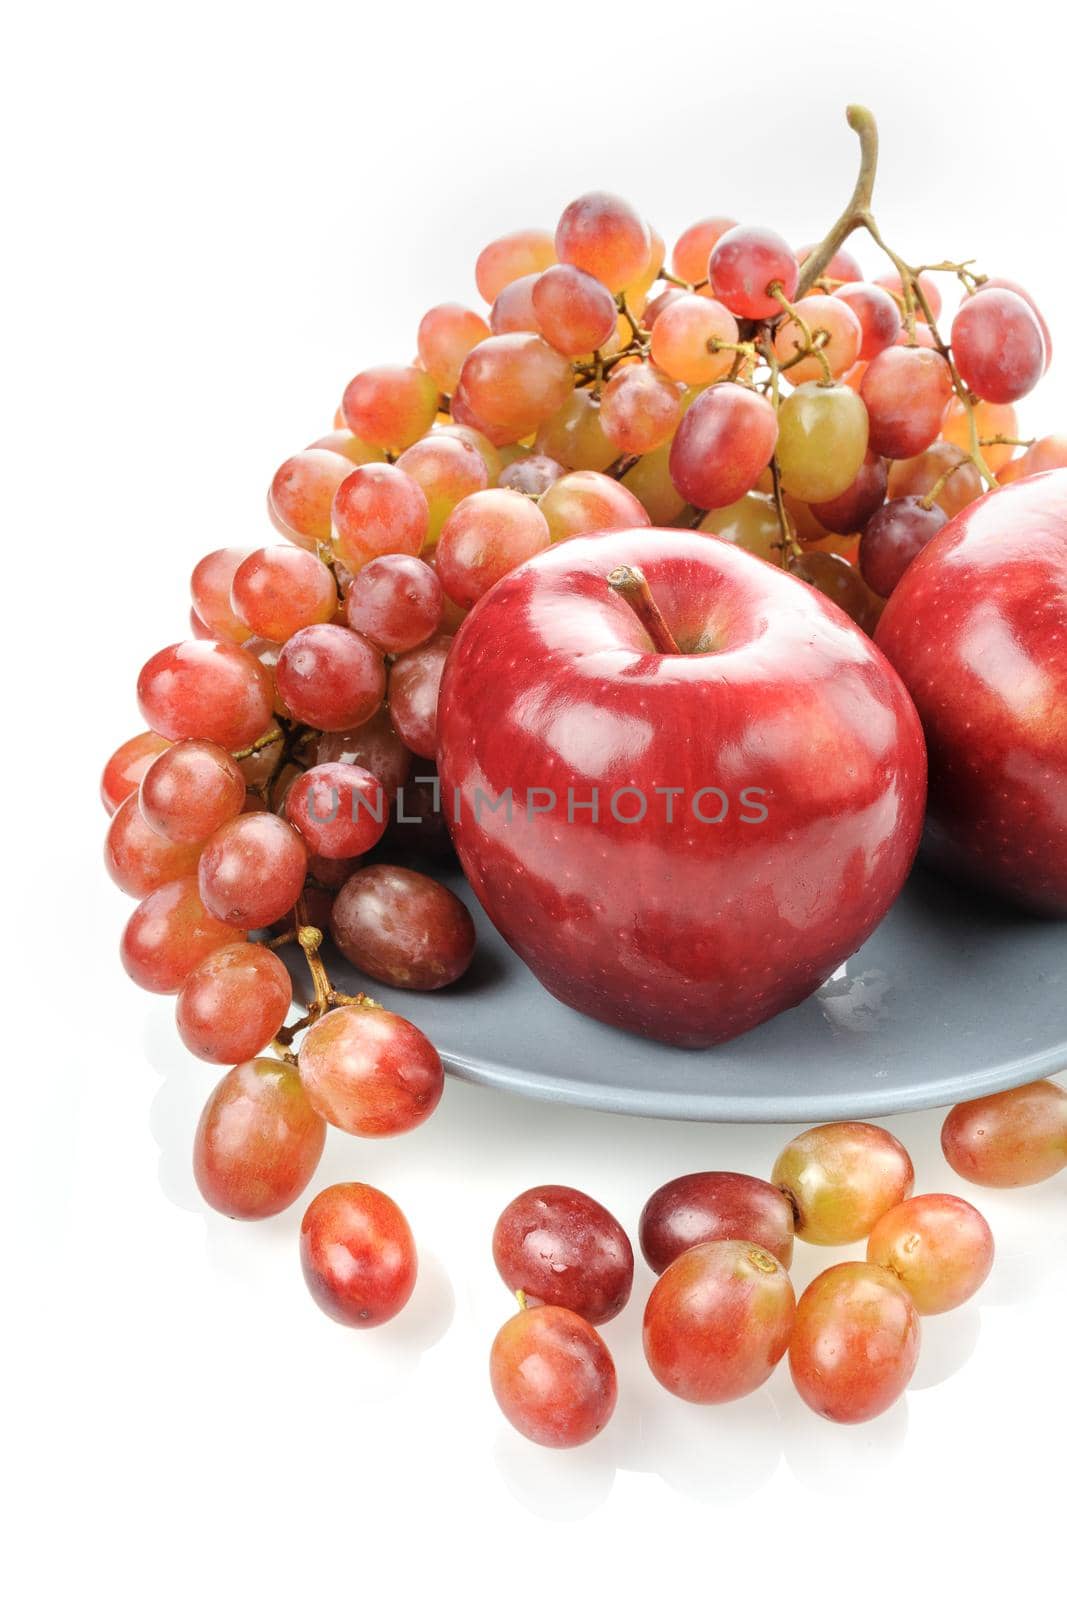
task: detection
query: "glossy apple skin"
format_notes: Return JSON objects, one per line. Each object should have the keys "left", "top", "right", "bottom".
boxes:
{"left": 876, "top": 471, "right": 1067, "bottom": 914}
{"left": 437, "top": 528, "right": 926, "bottom": 1046}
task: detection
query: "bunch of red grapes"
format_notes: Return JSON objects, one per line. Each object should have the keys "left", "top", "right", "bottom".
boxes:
{"left": 101, "top": 103, "right": 1066, "bottom": 1437}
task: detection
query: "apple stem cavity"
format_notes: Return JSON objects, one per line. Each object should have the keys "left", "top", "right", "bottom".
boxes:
{"left": 607, "top": 565, "right": 684, "bottom": 655}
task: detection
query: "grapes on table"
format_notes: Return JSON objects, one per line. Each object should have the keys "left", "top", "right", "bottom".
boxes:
{"left": 941, "top": 1082, "right": 1067, "bottom": 1187}
{"left": 490, "top": 1305, "right": 617, "bottom": 1448}
{"left": 639, "top": 1171, "right": 796, "bottom": 1273}
{"left": 866, "top": 1193, "right": 994, "bottom": 1314}
{"left": 790, "top": 1262, "right": 921, "bottom": 1423}
{"left": 300, "top": 1182, "right": 418, "bottom": 1327}
{"left": 492, "top": 1186, "right": 634, "bottom": 1324}
{"left": 771, "top": 1121, "right": 914, "bottom": 1245}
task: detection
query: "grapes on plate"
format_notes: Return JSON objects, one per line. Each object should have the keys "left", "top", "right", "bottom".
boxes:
{"left": 330, "top": 864, "right": 475, "bottom": 989}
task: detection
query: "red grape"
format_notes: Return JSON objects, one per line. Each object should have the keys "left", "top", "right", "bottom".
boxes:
{"left": 669, "top": 385, "right": 778, "bottom": 509}
{"left": 941, "top": 1081, "right": 1067, "bottom": 1187}
{"left": 330, "top": 864, "right": 475, "bottom": 989}
{"left": 190, "top": 548, "right": 253, "bottom": 644}
{"left": 532, "top": 264, "right": 618, "bottom": 356}
{"left": 305, "top": 429, "right": 386, "bottom": 468}
{"left": 639, "top": 1172, "right": 795, "bottom": 1274}
{"left": 198, "top": 813, "right": 307, "bottom": 929}
{"left": 101, "top": 730, "right": 171, "bottom": 815}
{"left": 789, "top": 1262, "right": 921, "bottom": 1424}
{"left": 861, "top": 347, "right": 954, "bottom": 458}
{"left": 534, "top": 389, "right": 616, "bottom": 473}
{"left": 873, "top": 269, "right": 942, "bottom": 320}
{"left": 315, "top": 708, "right": 412, "bottom": 798}
{"left": 343, "top": 553, "right": 443, "bottom": 653}
{"left": 797, "top": 243, "right": 864, "bottom": 285}
{"left": 176, "top": 942, "right": 293, "bottom": 1064}
{"left": 490, "top": 1305, "right": 616, "bottom": 1448}
{"left": 121, "top": 875, "right": 245, "bottom": 993}
{"left": 395, "top": 433, "right": 489, "bottom": 544}
{"left": 475, "top": 229, "right": 556, "bottom": 303}
{"left": 230, "top": 546, "right": 336, "bottom": 642}
{"left": 643, "top": 1239, "right": 796, "bottom": 1404}
{"left": 386, "top": 636, "right": 450, "bottom": 758}
{"left": 498, "top": 454, "right": 566, "bottom": 496}
{"left": 331, "top": 462, "right": 429, "bottom": 570}
{"left": 284, "top": 761, "right": 387, "bottom": 859}
{"left": 301, "top": 1182, "right": 417, "bottom": 1327}
{"left": 772, "top": 295, "right": 862, "bottom": 384}
{"left": 105, "top": 794, "right": 202, "bottom": 897}
{"left": 951, "top": 288, "right": 1045, "bottom": 404}
{"left": 417, "top": 302, "right": 491, "bottom": 392}
{"left": 887, "top": 441, "right": 982, "bottom": 519}
{"left": 788, "top": 550, "right": 880, "bottom": 631}
{"left": 137, "top": 640, "right": 275, "bottom": 750}
{"left": 940, "top": 397, "right": 1018, "bottom": 473}
{"left": 194, "top": 1058, "right": 325, "bottom": 1220}
{"left": 541, "top": 470, "right": 652, "bottom": 542}
{"left": 708, "top": 224, "right": 798, "bottom": 319}
{"left": 138, "top": 739, "right": 245, "bottom": 843}
{"left": 436, "top": 487, "right": 550, "bottom": 608}
{"left": 976, "top": 275, "right": 1052, "bottom": 370}
{"left": 455, "top": 333, "right": 574, "bottom": 444}
{"left": 866, "top": 1193, "right": 994, "bottom": 1315}
{"left": 489, "top": 273, "right": 542, "bottom": 335}
{"left": 599, "top": 364, "right": 682, "bottom": 456}
{"left": 341, "top": 365, "right": 439, "bottom": 452}
{"left": 269, "top": 448, "right": 354, "bottom": 551}
{"left": 772, "top": 1122, "right": 914, "bottom": 1245}
{"left": 275, "top": 623, "right": 386, "bottom": 732}
{"left": 649, "top": 293, "right": 740, "bottom": 385}
{"left": 298, "top": 1005, "right": 443, "bottom": 1136}
{"left": 859, "top": 496, "right": 948, "bottom": 596}
{"left": 1021, "top": 434, "right": 1067, "bottom": 476}
{"left": 492, "top": 1185, "right": 633, "bottom": 1324}
{"left": 833, "top": 281, "right": 901, "bottom": 360}
{"left": 671, "top": 215, "right": 738, "bottom": 284}
{"left": 810, "top": 450, "right": 888, "bottom": 535}
{"left": 555, "top": 191, "right": 650, "bottom": 292}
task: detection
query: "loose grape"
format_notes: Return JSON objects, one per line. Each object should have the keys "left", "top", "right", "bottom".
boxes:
{"left": 866, "top": 1194, "right": 994, "bottom": 1315}
{"left": 772, "top": 1122, "right": 914, "bottom": 1245}
{"left": 861, "top": 347, "right": 954, "bottom": 458}
{"left": 105, "top": 794, "right": 203, "bottom": 897}
{"left": 534, "top": 388, "right": 616, "bottom": 472}
{"left": 305, "top": 429, "right": 386, "bottom": 467}
{"left": 456, "top": 333, "right": 575, "bottom": 444}
{"left": 489, "top": 273, "right": 542, "bottom": 335}
{"left": 699, "top": 493, "right": 783, "bottom": 562}
{"left": 275, "top": 623, "right": 386, "bottom": 732}
{"left": 555, "top": 191, "right": 650, "bottom": 293}
{"left": 316, "top": 707, "right": 413, "bottom": 798}
{"left": 886, "top": 442, "right": 982, "bottom": 520}
{"left": 791, "top": 1264, "right": 920, "bottom": 1424}
{"left": 490, "top": 1305, "right": 617, "bottom": 1448}
{"left": 951, "top": 288, "right": 1045, "bottom": 405}
{"left": 498, "top": 454, "right": 566, "bottom": 496}
{"left": 298, "top": 1005, "right": 443, "bottom": 1137}
{"left": 341, "top": 365, "right": 439, "bottom": 452}
{"left": 639, "top": 1172, "right": 796, "bottom": 1274}
{"left": 873, "top": 269, "right": 942, "bottom": 321}
{"left": 860, "top": 496, "right": 948, "bottom": 596}
{"left": 331, "top": 462, "right": 429, "bottom": 570}
{"left": 417, "top": 302, "right": 491, "bottom": 392}
{"left": 976, "top": 275, "right": 1052, "bottom": 370}
{"left": 193, "top": 1058, "right": 325, "bottom": 1220}
{"left": 138, "top": 739, "right": 245, "bottom": 844}
{"left": 475, "top": 229, "right": 557, "bottom": 304}
{"left": 198, "top": 813, "right": 307, "bottom": 929}
{"left": 832, "top": 282, "right": 901, "bottom": 360}
{"left": 774, "top": 296, "right": 862, "bottom": 385}
{"left": 776, "top": 381, "right": 869, "bottom": 503}
{"left": 176, "top": 943, "right": 293, "bottom": 1064}
{"left": 343, "top": 554, "right": 443, "bottom": 653}
{"left": 941, "top": 1081, "right": 1067, "bottom": 1187}
{"left": 137, "top": 640, "right": 275, "bottom": 750}
{"left": 190, "top": 548, "right": 254, "bottom": 645}
{"left": 436, "top": 487, "right": 550, "bottom": 608}
{"left": 671, "top": 215, "right": 738, "bottom": 284}
{"left": 101, "top": 731, "right": 171, "bottom": 815}
{"left": 708, "top": 224, "right": 798, "bottom": 320}
{"left": 230, "top": 547, "right": 337, "bottom": 642}
{"left": 599, "top": 364, "right": 682, "bottom": 456}
{"left": 539, "top": 470, "right": 651, "bottom": 541}
{"left": 643, "top": 1239, "right": 796, "bottom": 1404}
{"left": 395, "top": 433, "right": 489, "bottom": 544}
{"left": 387, "top": 636, "right": 451, "bottom": 757}
{"left": 649, "top": 293, "right": 739, "bottom": 385}
{"left": 330, "top": 864, "right": 475, "bottom": 990}
{"left": 940, "top": 397, "right": 1018, "bottom": 473}
{"left": 669, "top": 385, "right": 778, "bottom": 509}
{"left": 492, "top": 1186, "right": 633, "bottom": 1324}
{"left": 269, "top": 449, "right": 354, "bottom": 551}
{"left": 531, "top": 264, "right": 618, "bottom": 357}
{"left": 121, "top": 876, "right": 245, "bottom": 993}
{"left": 810, "top": 450, "right": 888, "bottom": 535}
{"left": 284, "top": 761, "right": 387, "bottom": 859}
{"left": 301, "top": 1182, "right": 417, "bottom": 1328}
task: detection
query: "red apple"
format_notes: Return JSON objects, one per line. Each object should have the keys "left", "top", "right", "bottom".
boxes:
{"left": 875, "top": 470, "right": 1067, "bottom": 915}
{"left": 436, "top": 528, "right": 926, "bottom": 1046}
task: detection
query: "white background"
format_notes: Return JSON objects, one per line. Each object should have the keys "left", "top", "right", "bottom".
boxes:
{"left": 5, "top": 2, "right": 1066, "bottom": 1594}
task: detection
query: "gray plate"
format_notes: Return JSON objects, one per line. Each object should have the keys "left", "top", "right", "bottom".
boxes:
{"left": 319, "top": 863, "right": 1067, "bottom": 1124}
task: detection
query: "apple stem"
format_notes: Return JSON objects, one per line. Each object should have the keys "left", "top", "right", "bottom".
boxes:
{"left": 607, "top": 565, "right": 683, "bottom": 654}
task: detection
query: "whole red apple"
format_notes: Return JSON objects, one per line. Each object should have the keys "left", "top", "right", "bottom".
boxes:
{"left": 875, "top": 470, "right": 1067, "bottom": 915}
{"left": 437, "top": 528, "right": 926, "bottom": 1046}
